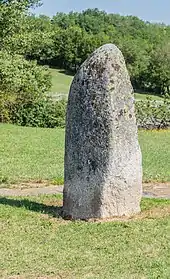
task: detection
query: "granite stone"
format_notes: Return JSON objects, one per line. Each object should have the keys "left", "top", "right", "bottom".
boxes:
{"left": 63, "top": 44, "right": 142, "bottom": 219}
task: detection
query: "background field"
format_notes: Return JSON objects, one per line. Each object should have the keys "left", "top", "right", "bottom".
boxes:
{"left": 50, "top": 68, "right": 73, "bottom": 95}
{"left": 0, "top": 124, "right": 170, "bottom": 185}
{"left": 49, "top": 68, "right": 163, "bottom": 101}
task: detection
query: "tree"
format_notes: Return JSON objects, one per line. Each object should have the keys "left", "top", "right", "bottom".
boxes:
{"left": 24, "top": 15, "right": 56, "bottom": 63}
{"left": 1, "top": 4, "right": 169, "bottom": 96}
{"left": 147, "top": 42, "right": 170, "bottom": 94}
{"left": 0, "top": 0, "right": 41, "bottom": 8}
{"left": 119, "top": 38, "right": 151, "bottom": 89}
{"left": 0, "top": 0, "right": 41, "bottom": 52}
{"left": 0, "top": 51, "right": 51, "bottom": 122}
{"left": 0, "top": 0, "right": 52, "bottom": 124}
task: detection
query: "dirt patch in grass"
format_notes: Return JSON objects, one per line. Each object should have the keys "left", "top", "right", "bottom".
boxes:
{"left": 143, "top": 182, "right": 170, "bottom": 198}
{"left": 0, "top": 184, "right": 63, "bottom": 196}
{"left": 0, "top": 180, "right": 54, "bottom": 190}
{"left": 138, "top": 204, "right": 170, "bottom": 219}
{"left": 87, "top": 205, "right": 170, "bottom": 223}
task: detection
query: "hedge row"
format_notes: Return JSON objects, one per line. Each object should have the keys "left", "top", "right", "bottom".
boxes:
{"left": 1, "top": 97, "right": 170, "bottom": 129}
{"left": 10, "top": 98, "right": 66, "bottom": 128}
{"left": 136, "top": 98, "right": 170, "bottom": 129}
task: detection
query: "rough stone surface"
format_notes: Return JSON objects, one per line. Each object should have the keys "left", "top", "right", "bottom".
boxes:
{"left": 63, "top": 44, "right": 142, "bottom": 220}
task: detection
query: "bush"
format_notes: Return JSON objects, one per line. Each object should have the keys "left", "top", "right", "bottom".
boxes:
{"left": 11, "top": 98, "right": 67, "bottom": 128}
{"left": 10, "top": 97, "right": 170, "bottom": 130}
{"left": 0, "top": 51, "right": 51, "bottom": 122}
{"left": 0, "top": 50, "right": 66, "bottom": 128}
{"left": 136, "top": 97, "right": 170, "bottom": 129}
{"left": 5, "top": 95, "right": 170, "bottom": 130}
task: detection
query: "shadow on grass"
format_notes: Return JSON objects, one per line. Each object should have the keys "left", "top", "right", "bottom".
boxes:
{"left": 58, "top": 69, "right": 75, "bottom": 76}
{"left": 0, "top": 197, "right": 63, "bottom": 218}
{"left": 48, "top": 65, "right": 75, "bottom": 76}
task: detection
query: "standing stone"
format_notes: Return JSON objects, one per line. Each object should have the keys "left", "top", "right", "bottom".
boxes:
{"left": 63, "top": 44, "right": 142, "bottom": 220}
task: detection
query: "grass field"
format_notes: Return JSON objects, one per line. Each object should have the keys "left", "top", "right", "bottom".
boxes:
{"left": 134, "top": 92, "right": 163, "bottom": 101}
{"left": 0, "top": 124, "right": 65, "bottom": 185}
{"left": 139, "top": 129, "right": 170, "bottom": 182}
{"left": 50, "top": 68, "right": 73, "bottom": 95}
{"left": 49, "top": 68, "right": 163, "bottom": 101}
{"left": 0, "top": 124, "right": 170, "bottom": 185}
{"left": 0, "top": 194, "right": 170, "bottom": 279}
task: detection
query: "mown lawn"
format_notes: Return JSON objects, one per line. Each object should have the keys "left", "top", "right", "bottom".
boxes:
{"left": 134, "top": 92, "right": 163, "bottom": 101}
{"left": 0, "top": 124, "right": 65, "bottom": 185}
{"left": 50, "top": 68, "right": 73, "bottom": 94}
{"left": 0, "top": 195, "right": 170, "bottom": 279}
{"left": 0, "top": 124, "right": 170, "bottom": 184}
{"left": 139, "top": 129, "right": 170, "bottom": 182}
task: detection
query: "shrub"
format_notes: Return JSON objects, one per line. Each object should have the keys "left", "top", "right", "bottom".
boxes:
{"left": 11, "top": 98, "right": 67, "bottom": 128}
{"left": 0, "top": 51, "right": 51, "bottom": 122}
{"left": 11, "top": 97, "right": 170, "bottom": 130}
{"left": 136, "top": 96, "right": 170, "bottom": 129}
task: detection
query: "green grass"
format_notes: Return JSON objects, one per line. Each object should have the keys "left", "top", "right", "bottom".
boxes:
{"left": 0, "top": 124, "right": 170, "bottom": 184}
{"left": 139, "top": 129, "right": 170, "bottom": 182}
{"left": 0, "top": 124, "right": 65, "bottom": 185}
{"left": 134, "top": 92, "right": 163, "bottom": 101}
{"left": 50, "top": 68, "right": 163, "bottom": 101}
{"left": 50, "top": 68, "right": 73, "bottom": 94}
{"left": 0, "top": 194, "right": 170, "bottom": 278}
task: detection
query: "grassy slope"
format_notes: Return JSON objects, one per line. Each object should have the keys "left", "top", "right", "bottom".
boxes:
{"left": 0, "top": 124, "right": 170, "bottom": 184}
{"left": 134, "top": 92, "right": 163, "bottom": 101}
{"left": 0, "top": 195, "right": 170, "bottom": 278}
{"left": 50, "top": 68, "right": 163, "bottom": 101}
{"left": 50, "top": 68, "right": 73, "bottom": 94}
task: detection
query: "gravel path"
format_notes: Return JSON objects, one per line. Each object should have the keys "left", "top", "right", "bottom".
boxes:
{"left": 143, "top": 182, "right": 170, "bottom": 199}
{"left": 0, "top": 183, "right": 170, "bottom": 199}
{"left": 0, "top": 185, "right": 63, "bottom": 197}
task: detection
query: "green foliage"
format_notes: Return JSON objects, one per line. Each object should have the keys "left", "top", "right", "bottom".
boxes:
{"left": 9, "top": 92, "right": 170, "bottom": 130}
{"left": 147, "top": 42, "right": 170, "bottom": 95}
{"left": 120, "top": 38, "right": 151, "bottom": 88}
{"left": 11, "top": 98, "right": 67, "bottom": 128}
{"left": 50, "top": 68, "right": 164, "bottom": 101}
{"left": 0, "top": 51, "right": 51, "bottom": 100}
{"left": 1, "top": 53, "right": 168, "bottom": 130}
{"left": 136, "top": 96, "right": 170, "bottom": 129}
{"left": 0, "top": 0, "right": 42, "bottom": 53}
{"left": 53, "top": 25, "right": 111, "bottom": 71}
{"left": 27, "top": 9, "right": 170, "bottom": 95}
{"left": 24, "top": 15, "right": 57, "bottom": 62}
{"left": 0, "top": 0, "right": 41, "bottom": 8}
{"left": 0, "top": 1, "right": 170, "bottom": 127}
{"left": 0, "top": 1, "right": 53, "bottom": 126}
{"left": 0, "top": 51, "right": 51, "bottom": 122}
